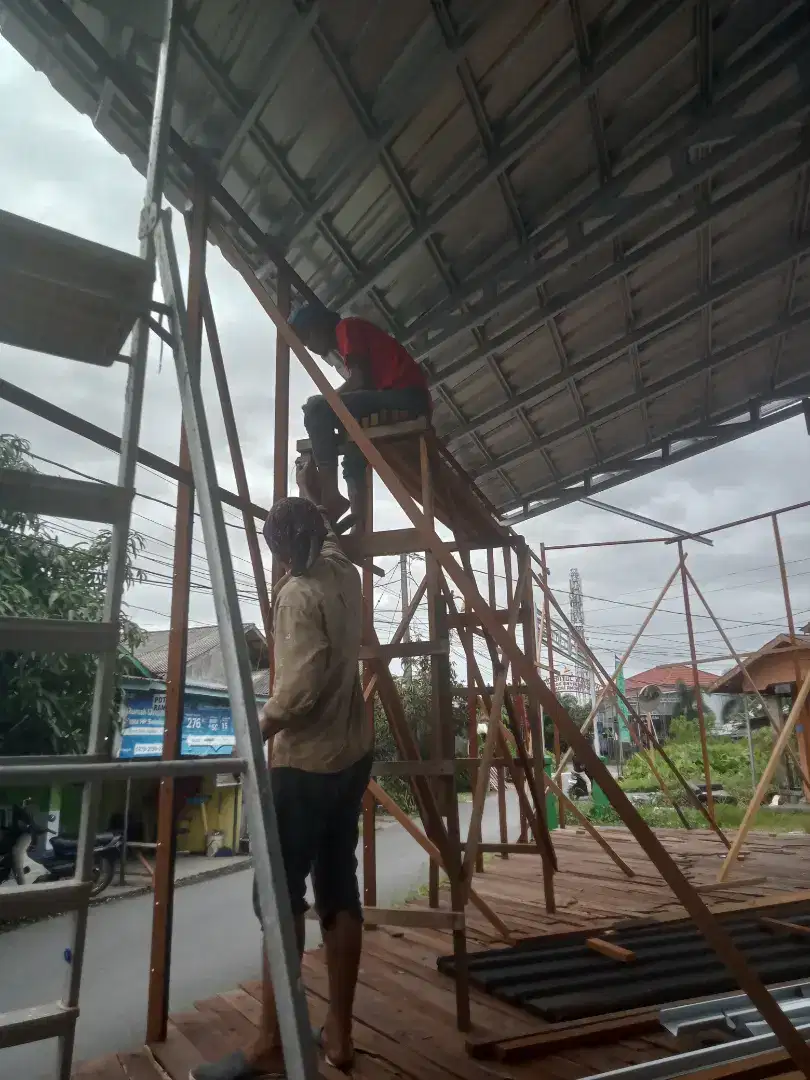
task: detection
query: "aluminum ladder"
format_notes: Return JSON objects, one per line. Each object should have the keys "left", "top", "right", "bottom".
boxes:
{"left": 0, "top": 207, "right": 317, "bottom": 1079}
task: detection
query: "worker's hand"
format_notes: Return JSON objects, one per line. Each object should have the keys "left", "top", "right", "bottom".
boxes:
{"left": 258, "top": 701, "right": 282, "bottom": 743}
{"left": 295, "top": 455, "right": 321, "bottom": 504}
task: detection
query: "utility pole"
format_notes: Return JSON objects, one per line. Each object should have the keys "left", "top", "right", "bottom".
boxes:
{"left": 400, "top": 552, "right": 412, "bottom": 683}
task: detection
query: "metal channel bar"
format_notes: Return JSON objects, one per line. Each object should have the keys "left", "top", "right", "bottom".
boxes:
{"left": 54, "top": 4, "right": 182, "bottom": 1075}
{"left": 154, "top": 214, "right": 318, "bottom": 1080}
{"left": 581, "top": 1022, "right": 810, "bottom": 1080}
{"left": 660, "top": 981, "right": 810, "bottom": 1036}
{"left": 0, "top": 759, "right": 246, "bottom": 785}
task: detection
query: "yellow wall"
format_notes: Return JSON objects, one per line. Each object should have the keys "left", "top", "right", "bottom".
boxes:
{"left": 178, "top": 777, "right": 242, "bottom": 854}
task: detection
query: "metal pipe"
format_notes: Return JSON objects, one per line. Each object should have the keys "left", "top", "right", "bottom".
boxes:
{"left": 0, "top": 758, "right": 246, "bottom": 785}
{"left": 146, "top": 176, "right": 208, "bottom": 1044}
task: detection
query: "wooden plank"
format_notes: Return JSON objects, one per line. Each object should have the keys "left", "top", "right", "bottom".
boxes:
{"left": 466, "top": 1008, "right": 663, "bottom": 1061}
{"left": 359, "top": 640, "right": 449, "bottom": 661}
{"left": 72, "top": 1054, "right": 127, "bottom": 1078}
{"left": 148, "top": 1026, "right": 204, "bottom": 1077}
{"left": 296, "top": 416, "right": 429, "bottom": 453}
{"left": 586, "top": 937, "right": 636, "bottom": 962}
{"left": 697, "top": 876, "right": 767, "bottom": 894}
{"left": 760, "top": 916, "right": 810, "bottom": 937}
{"left": 117, "top": 1051, "right": 166, "bottom": 1080}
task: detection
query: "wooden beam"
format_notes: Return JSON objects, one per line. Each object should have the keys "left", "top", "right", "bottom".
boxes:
{"left": 587, "top": 937, "right": 636, "bottom": 963}
{"left": 213, "top": 224, "right": 810, "bottom": 1074}
{"left": 467, "top": 1010, "right": 663, "bottom": 1062}
{"left": 296, "top": 416, "right": 428, "bottom": 452}
{"left": 359, "top": 640, "right": 449, "bottom": 661}
{"left": 760, "top": 916, "right": 810, "bottom": 938}
{"left": 363, "top": 907, "right": 464, "bottom": 930}
{"left": 367, "top": 778, "right": 512, "bottom": 940}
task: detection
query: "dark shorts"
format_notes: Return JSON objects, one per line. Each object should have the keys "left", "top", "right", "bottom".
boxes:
{"left": 252, "top": 752, "right": 372, "bottom": 930}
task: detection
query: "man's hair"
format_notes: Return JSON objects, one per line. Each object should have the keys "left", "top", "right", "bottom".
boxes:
{"left": 289, "top": 304, "right": 341, "bottom": 337}
{"left": 263, "top": 497, "right": 328, "bottom": 576}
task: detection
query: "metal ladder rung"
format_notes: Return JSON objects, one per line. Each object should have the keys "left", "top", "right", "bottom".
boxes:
{"left": 0, "top": 756, "right": 248, "bottom": 785}
{"left": 0, "top": 1002, "right": 79, "bottom": 1050}
{"left": 0, "top": 881, "right": 93, "bottom": 922}
{"left": 0, "top": 469, "right": 133, "bottom": 523}
{"left": 0, "top": 618, "right": 119, "bottom": 654}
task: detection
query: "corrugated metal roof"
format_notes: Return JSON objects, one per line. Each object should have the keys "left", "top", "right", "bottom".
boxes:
{"left": 3, "top": 0, "right": 810, "bottom": 520}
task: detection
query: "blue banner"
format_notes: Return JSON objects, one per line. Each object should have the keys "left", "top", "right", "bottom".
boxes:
{"left": 118, "top": 689, "right": 236, "bottom": 758}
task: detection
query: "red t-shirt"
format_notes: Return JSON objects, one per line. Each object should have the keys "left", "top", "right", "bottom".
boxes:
{"left": 335, "top": 317, "right": 429, "bottom": 395}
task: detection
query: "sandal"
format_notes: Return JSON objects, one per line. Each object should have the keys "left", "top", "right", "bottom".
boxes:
{"left": 313, "top": 1026, "right": 355, "bottom": 1072}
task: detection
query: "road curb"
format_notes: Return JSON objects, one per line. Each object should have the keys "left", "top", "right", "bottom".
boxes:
{"left": 0, "top": 857, "right": 254, "bottom": 934}
{"left": 93, "top": 855, "right": 254, "bottom": 907}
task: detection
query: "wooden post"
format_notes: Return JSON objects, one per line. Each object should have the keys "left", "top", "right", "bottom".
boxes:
{"left": 362, "top": 469, "right": 377, "bottom": 909}
{"left": 216, "top": 227, "right": 810, "bottom": 1072}
{"left": 678, "top": 540, "right": 715, "bottom": 819}
{"left": 773, "top": 513, "right": 810, "bottom": 801}
{"left": 463, "top": 556, "right": 529, "bottom": 889}
{"left": 540, "top": 545, "right": 564, "bottom": 826}
{"left": 146, "top": 183, "right": 208, "bottom": 1043}
{"left": 483, "top": 548, "right": 507, "bottom": 856}
{"left": 519, "top": 550, "right": 555, "bottom": 911}
{"left": 466, "top": 624, "right": 484, "bottom": 874}
{"left": 419, "top": 437, "right": 470, "bottom": 1030}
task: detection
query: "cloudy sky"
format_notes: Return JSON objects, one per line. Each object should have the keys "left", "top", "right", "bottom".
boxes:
{"left": 2, "top": 36, "right": 809, "bottom": 685}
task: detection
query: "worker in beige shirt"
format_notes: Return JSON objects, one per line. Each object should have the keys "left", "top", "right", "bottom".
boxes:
{"left": 192, "top": 480, "right": 371, "bottom": 1080}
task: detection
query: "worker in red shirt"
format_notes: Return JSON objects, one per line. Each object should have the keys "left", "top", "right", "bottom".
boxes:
{"left": 291, "top": 305, "right": 431, "bottom": 529}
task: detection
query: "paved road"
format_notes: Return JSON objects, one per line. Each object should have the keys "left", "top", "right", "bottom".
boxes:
{"left": 0, "top": 790, "right": 521, "bottom": 1079}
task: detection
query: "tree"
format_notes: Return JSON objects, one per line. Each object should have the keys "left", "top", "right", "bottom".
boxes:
{"left": 0, "top": 435, "right": 144, "bottom": 756}
{"left": 673, "top": 680, "right": 716, "bottom": 729}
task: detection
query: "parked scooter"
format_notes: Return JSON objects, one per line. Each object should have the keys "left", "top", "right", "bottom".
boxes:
{"left": 0, "top": 804, "right": 38, "bottom": 885}
{"left": 0, "top": 802, "right": 122, "bottom": 897}
{"left": 566, "top": 762, "right": 591, "bottom": 801}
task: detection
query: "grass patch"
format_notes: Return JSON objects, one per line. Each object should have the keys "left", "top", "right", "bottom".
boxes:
{"left": 587, "top": 799, "right": 810, "bottom": 833}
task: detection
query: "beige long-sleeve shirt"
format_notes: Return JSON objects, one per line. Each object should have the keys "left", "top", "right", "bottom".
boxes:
{"left": 264, "top": 534, "right": 371, "bottom": 773}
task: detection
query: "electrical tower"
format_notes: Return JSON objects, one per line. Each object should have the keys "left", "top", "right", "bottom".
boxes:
{"left": 569, "top": 568, "right": 590, "bottom": 700}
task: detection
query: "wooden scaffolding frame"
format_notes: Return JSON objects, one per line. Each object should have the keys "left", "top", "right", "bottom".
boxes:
{"left": 6, "top": 169, "right": 810, "bottom": 1067}
{"left": 138, "top": 201, "right": 806, "bottom": 1067}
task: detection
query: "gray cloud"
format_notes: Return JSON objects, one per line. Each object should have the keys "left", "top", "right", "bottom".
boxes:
{"left": 2, "top": 38, "right": 808, "bottom": 684}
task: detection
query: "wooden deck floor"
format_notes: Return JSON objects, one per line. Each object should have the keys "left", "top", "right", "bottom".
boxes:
{"left": 72, "top": 825, "right": 810, "bottom": 1079}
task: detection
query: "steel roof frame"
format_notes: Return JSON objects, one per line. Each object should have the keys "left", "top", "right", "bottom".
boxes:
{"left": 3, "top": 0, "right": 810, "bottom": 520}
{"left": 503, "top": 397, "right": 809, "bottom": 520}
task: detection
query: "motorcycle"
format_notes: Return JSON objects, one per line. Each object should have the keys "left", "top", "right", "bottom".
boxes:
{"left": 566, "top": 764, "right": 590, "bottom": 801}
{"left": 0, "top": 802, "right": 122, "bottom": 897}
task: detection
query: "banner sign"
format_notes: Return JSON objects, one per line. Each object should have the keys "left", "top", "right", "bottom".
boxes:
{"left": 118, "top": 689, "right": 236, "bottom": 758}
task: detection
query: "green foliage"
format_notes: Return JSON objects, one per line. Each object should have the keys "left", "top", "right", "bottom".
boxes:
{"left": 619, "top": 714, "right": 774, "bottom": 802}
{"left": 585, "top": 798, "right": 810, "bottom": 835}
{"left": 0, "top": 435, "right": 144, "bottom": 755}
{"left": 673, "top": 680, "right": 715, "bottom": 726}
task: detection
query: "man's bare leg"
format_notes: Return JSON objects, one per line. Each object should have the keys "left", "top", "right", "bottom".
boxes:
{"left": 247, "top": 914, "right": 306, "bottom": 1073}
{"left": 312, "top": 459, "right": 350, "bottom": 522}
{"left": 320, "top": 912, "right": 363, "bottom": 1068}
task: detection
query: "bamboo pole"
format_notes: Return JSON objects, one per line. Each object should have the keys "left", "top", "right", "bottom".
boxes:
{"left": 684, "top": 566, "right": 810, "bottom": 793}
{"left": 678, "top": 541, "right": 715, "bottom": 819}
{"left": 553, "top": 559, "right": 683, "bottom": 781}
{"left": 718, "top": 669, "right": 810, "bottom": 881}
{"left": 540, "top": 545, "right": 564, "bottom": 826}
